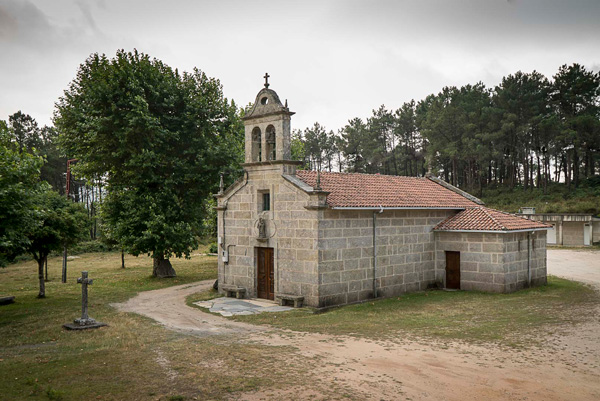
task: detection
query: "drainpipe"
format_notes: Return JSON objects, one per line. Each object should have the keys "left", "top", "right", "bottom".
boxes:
{"left": 372, "top": 206, "right": 384, "bottom": 298}
{"left": 527, "top": 232, "right": 532, "bottom": 287}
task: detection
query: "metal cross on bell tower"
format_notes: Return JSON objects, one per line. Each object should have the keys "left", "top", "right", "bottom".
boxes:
{"left": 264, "top": 72, "right": 270, "bottom": 88}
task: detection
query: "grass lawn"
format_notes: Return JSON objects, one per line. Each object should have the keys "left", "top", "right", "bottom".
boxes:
{"left": 0, "top": 249, "right": 317, "bottom": 401}
{"left": 232, "top": 276, "right": 600, "bottom": 346}
{"left": 2, "top": 249, "right": 598, "bottom": 400}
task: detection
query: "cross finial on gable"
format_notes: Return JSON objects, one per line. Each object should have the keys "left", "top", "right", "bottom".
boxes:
{"left": 264, "top": 72, "right": 270, "bottom": 88}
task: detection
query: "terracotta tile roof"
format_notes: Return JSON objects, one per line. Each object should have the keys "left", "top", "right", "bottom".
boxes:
{"left": 294, "top": 170, "right": 480, "bottom": 208}
{"left": 434, "top": 207, "right": 551, "bottom": 232}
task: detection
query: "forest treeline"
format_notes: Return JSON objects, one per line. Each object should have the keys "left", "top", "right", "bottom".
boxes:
{"left": 3, "top": 62, "right": 598, "bottom": 243}
{"left": 292, "top": 63, "right": 600, "bottom": 195}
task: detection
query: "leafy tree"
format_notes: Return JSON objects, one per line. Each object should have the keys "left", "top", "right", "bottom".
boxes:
{"left": 8, "top": 111, "right": 41, "bottom": 152}
{"left": 367, "top": 105, "right": 395, "bottom": 174}
{"left": 0, "top": 127, "right": 44, "bottom": 266}
{"left": 552, "top": 64, "right": 600, "bottom": 188}
{"left": 27, "top": 189, "right": 88, "bottom": 297}
{"left": 38, "top": 126, "right": 67, "bottom": 194}
{"left": 298, "top": 63, "right": 598, "bottom": 193}
{"left": 5, "top": 112, "right": 66, "bottom": 194}
{"left": 494, "top": 71, "right": 551, "bottom": 189}
{"left": 340, "top": 118, "right": 372, "bottom": 172}
{"left": 290, "top": 129, "right": 308, "bottom": 168}
{"left": 303, "top": 123, "right": 337, "bottom": 171}
{"left": 394, "top": 100, "right": 423, "bottom": 176}
{"left": 54, "top": 50, "right": 243, "bottom": 277}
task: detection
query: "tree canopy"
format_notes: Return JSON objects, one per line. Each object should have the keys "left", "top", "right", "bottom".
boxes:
{"left": 27, "top": 189, "right": 88, "bottom": 297}
{"left": 293, "top": 63, "right": 600, "bottom": 196}
{"left": 0, "top": 128, "right": 43, "bottom": 266}
{"left": 54, "top": 50, "right": 244, "bottom": 276}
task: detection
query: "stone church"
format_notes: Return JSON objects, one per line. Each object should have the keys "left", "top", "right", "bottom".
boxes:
{"left": 215, "top": 77, "right": 549, "bottom": 308}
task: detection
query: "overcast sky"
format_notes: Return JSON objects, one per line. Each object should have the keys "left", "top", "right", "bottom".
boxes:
{"left": 1, "top": 0, "right": 599, "bottom": 132}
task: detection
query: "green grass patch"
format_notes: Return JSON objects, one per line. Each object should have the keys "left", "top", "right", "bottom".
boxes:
{"left": 0, "top": 250, "right": 322, "bottom": 401}
{"left": 232, "top": 276, "right": 599, "bottom": 346}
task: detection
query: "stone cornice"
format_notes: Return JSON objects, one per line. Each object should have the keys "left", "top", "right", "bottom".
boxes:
{"left": 241, "top": 160, "right": 303, "bottom": 167}
{"left": 242, "top": 110, "right": 295, "bottom": 121}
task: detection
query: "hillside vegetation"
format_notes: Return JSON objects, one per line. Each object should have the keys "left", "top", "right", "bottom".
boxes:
{"left": 479, "top": 178, "right": 600, "bottom": 214}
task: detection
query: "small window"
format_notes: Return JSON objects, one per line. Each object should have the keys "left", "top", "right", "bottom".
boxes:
{"left": 262, "top": 192, "right": 270, "bottom": 211}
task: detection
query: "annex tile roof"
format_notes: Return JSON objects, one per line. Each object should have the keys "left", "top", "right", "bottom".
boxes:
{"left": 294, "top": 170, "right": 481, "bottom": 209}
{"left": 434, "top": 207, "right": 551, "bottom": 232}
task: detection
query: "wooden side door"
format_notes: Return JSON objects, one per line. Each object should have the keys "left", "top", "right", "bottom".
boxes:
{"left": 257, "top": 247, "right": 275, "bottom": 300}
{"left": 445, "top": 251, "right": 461, "bottom": 290}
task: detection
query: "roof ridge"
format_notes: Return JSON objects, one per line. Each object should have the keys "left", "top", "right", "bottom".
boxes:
{"left": 297, "top": 170, "right": 427, "bottom": 179}
{"left": 479, "top": 206, "right": 507, "bottom": 231}
{"left": 425, "top": 175, "right": 485, "bottom": 205}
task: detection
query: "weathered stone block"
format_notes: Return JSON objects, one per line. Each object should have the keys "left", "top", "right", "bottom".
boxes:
{"left": 320, "top": 282, "right": 348, "bottom": 296}
{"left": 319, "top": 294, "right": 348, "bottom": 307}
{"left": 321, "top": 272, "right": 341, "bottom": 284}
{"left": 343, "top": 258, "right": 359, "bottom": 270}
{"left": 348, "top": 236, "right": 372, "bottom": 248}
{"left": 341, "top": 247, "right": 362, "bottom": 260}
{"left": 320, "top": 260, "right": 344, "bottom": 273}
{"left": 349, "top": 280, "right": 362, "bottom": 292}
{"left": 319, "top": 249, "right": 339, "bottom": 262}
{"left": 478, "top": 263, "right": 503, "bottom": 273}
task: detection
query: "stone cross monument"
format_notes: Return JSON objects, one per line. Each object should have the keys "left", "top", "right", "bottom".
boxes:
{"left": 63, "top": 271, "right": 107, "bottom": 330}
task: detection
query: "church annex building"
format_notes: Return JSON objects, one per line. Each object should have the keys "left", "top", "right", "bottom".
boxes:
{"left": 216, "top": 79, "right": 550, "bottom": 308}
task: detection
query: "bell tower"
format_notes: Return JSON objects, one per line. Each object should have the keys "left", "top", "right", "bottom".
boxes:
{"left": 243, "top": 73, "right": 295, "bottom": 164}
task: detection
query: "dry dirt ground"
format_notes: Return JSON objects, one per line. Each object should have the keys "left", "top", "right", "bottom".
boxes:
{"left": 115, "top": 249, "right": 600, "bottom": 401}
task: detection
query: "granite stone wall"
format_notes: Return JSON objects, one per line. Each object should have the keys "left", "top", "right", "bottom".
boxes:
{"left": 435, "top": 231, "right": 547, "bottom": 293}
{"left": 503, "top": 231, "right": 547, "bottom": 291}
{"left": 317, "top": 209, "right": 454, "bottom": 307}
{"left": 217, "top": 164, "right": 320, "bottom": 306}
{"left": 218, "top": 167, "right": 548, "bottom": 308}
{"left": 435, "top": 232, "right": 506, "bottom": 292}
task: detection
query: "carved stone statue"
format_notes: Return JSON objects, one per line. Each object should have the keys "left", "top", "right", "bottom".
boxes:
{"left": 257, "top": 216, "right": 267, "bottom": 239}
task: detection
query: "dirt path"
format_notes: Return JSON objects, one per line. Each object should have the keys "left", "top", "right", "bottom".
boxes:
{"left": 114, "top": 251, "right": 600, "bottom": 401}
{"left": 548, "top": 248, "right": 600, "bottom": 287}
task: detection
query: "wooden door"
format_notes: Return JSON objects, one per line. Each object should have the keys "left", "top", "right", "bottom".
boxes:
{"left": 257, "top": 247, "right": 274, "bottom": 300}
{"left": 445, "top": 251, "right": 460, "bottom": 290}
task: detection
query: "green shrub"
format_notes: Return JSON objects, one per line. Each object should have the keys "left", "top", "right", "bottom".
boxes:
{"left": 69, "top": 240, "right": 115, "bottom": 255}
{"left": 208, "top": 243, "right": 218, "bottom": 254}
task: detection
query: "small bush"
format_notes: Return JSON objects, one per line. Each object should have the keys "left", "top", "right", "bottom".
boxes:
{"left": 69, "top": 240, "right": 115, "bottom": 255}
{"left": 208, "top": 243, "right": 218, "bottom": 254}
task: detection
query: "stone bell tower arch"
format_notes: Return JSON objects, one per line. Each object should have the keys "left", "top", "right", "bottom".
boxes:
{"left": 243, "top": 73, "right": 295, "bottom": 164}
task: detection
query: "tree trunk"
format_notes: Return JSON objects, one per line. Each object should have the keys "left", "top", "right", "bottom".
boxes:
{"left": 565, "top": 153, "right": 571, "bottom": 190}
{"left": 38, "top": 257, "right": 46, "bottom": 298}
{"left": 536, "top": 154, "right": 541, "bottom": 188}
{"left": 573, "top": 148, "right": 579, "bottom": 188}
{"left": 121, "top": 249, "right": 125, "bottom": 269}
{"left": 523, "top": 155, "right": 529, "bottom": 190}
{"left": 44, "top": 255, "right": 48, "bottom": 282}
{"left": 153, "top": 254, "right": 176, "bottom": 278}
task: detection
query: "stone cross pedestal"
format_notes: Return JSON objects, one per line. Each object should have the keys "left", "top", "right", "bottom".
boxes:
{"left": 63, "top": 271, "right": 107, "bottom": 330}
